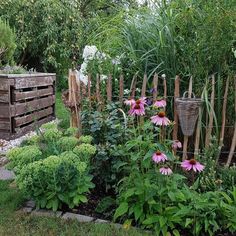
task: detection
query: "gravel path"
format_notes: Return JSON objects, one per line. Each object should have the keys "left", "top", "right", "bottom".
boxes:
{"left": 0, "top": 166, "right": 15, "bottom": 180}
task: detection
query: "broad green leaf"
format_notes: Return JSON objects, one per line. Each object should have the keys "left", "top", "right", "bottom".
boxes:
{"left": 114, "top": 202, "right": 129, "bottom": 220}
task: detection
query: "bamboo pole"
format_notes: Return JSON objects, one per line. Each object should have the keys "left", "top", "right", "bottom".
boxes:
{"left": 119, "top": 74, "right": 124, "bottom": 104}
{"left": 226, "top": 76, "right": 236, "bottom": 167}
{"left": 182, "top": 76, "right": 192, "bottom": 160}
{"left": 218, "top": 76, "right": 229, "bottom": 161}
{"left": 173, "top": 75, "right": 180, "bottom": 141}
{"left": 152, "top": 73, "right": 158, "bottom": 101}
{"left": 205, "top": 75, "right": 215, "bottom": 148}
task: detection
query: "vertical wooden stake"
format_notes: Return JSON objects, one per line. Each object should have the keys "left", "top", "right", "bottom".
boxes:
{"left": 141, "top": 73, "right": 147, "bottom": 97}
{"left": 106, "top": 74, "right": 112, "bottom": 102}
{"left": 173, "top": 75, "right": 180, "bottom": 141}
{"left": 226, "top": 76, "right": 236, "bottom": 167}
{"left": 87, "top": 74, "right": 92, "bottom": 110}
{"left": 70, "top": 71, "right": 79, "bottom": 128}
{"left": 218, "top": 76, "right": 229, "bottom": 162}
{"left": 119, "top": 74, "right": 124, "bottom": 104}
{"left": 130, "top": 73, "right": 138, "bottom": 99}
{"left": 163, "top": 74, "right": 167, "bottom": 100}
{"left": 205, "top": 75, "right": 215, "bottom": 148}
{"left": 152, "top": 73, "right": 158, "bottom": 101}
{"left": 96, "top": 74, "right": 101, "bottom": 112}
{"left": 182, "top": 76, "right": 192, "bottom": 160}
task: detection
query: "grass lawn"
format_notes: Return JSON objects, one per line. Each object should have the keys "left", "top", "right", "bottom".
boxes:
{"left": 0, "top": 180, "right": 150, "bottom": 236}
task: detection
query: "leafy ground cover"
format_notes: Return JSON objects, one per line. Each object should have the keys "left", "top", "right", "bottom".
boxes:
{"left": 0, "top": 180, "right": 148, "bottom": 236}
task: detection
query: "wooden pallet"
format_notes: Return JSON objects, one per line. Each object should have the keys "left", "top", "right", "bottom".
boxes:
{"left": 0, "top": 73, "right": 56, "bottom": 140}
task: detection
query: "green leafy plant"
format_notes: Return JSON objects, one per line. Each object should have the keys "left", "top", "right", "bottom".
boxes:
{"left": 16, "top": 155, "right": 94, "bottom": 211}
{"left": 57, "top": 136, "right": 78, "bottom": 152}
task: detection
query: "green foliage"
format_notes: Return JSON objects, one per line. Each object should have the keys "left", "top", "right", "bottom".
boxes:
{"left": 0, "top": 19, "right": 16, "bottom": 65}
{"left": 73, "top": 144, "right": 96, "bottom": 162}
{"left": 6, "top": 146, "right": 42, "bottom": 173}
{"left": 41, "top": 122, "right": 57, "bottom": 130}
{"left": 78, "top": 135, "right": 93, "bottom": 144}
{"left": 64, "top": 127, "right": 78, "bottom": 137}
{"left": 16, "top": 155, "right": 94, "bottom": 211}
{"left": 43, "top": 128, "right": 63, "bottom": 143}
{"left": 57, "top": 137, "right": 78, "bottom": 152}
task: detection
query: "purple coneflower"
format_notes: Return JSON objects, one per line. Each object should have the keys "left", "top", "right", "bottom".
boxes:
{"left": 152, "top": 151, "right": 167, "bottom": 163}
{"left": 153, "top": 99, "right": 166, "bottom": 108}
{"left": 172, "top": 140, "right": 182, "bottom": 150}
{"left": 159, "top": 167, "right": 173, "bottom": 175}
{"left": 128, "top": 97, "right": 147, "bottom": 116}
{"left": 124, "top": 98, "right": 135, "bottom": 106}
{"left": 151, "top": 111, "right": 171, "bottom": 126}
{"left": 181, "top": 159, "right": 205, "bottom": 172}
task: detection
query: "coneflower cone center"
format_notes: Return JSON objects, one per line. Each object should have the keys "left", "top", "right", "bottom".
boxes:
{"left": 136, "top": 99, "right": 141, "bottom": 105}
{"left": 156, "top": 151, "right": 162, "bottom": 155}
{"left": 189, "top": 159, "right": 197, "bottom": 165}
{"left": 158, "top": 111, "right": 166, "bottom": 117}
{"left": 134, "top": 104, "right": 141, "bottom": 109}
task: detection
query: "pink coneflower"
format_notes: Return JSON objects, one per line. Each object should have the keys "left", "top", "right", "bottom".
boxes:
{"left": 152, "top": 151, "right": 167, "bottom": 163}
{"left": 128, "top": 97, "right": 146, "bottom": 116}
{"left": 153, "top": 99, "right": 166, "bottom": 108}
{"left": 181, "top": 159, "right": 205, "bottom": 172}
{"left": 124, "top": 98, "right": 135, "bottom": 106}
{"left": 160, "top": 167, "right": 173, "bottom": 175}
{"left": 172, "top": 140, "right": 182, "bottom": 150}
{"left": 151, "top": 111, "right": 171, "bottom": 126}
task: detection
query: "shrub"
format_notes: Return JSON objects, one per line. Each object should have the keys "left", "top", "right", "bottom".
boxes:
{"left": 57, "top": 137, "right": 78, "bottom": 152}
{"left": 41, "top": 122, "right": 57, "bottom": 130}
{"left": 17, "top": 155, "right": 94, "bottom": 211}
{"left": 0, "top": 19, "right": 16, "bottom": 65}
{"left": 6, "top": 146, "right": 42, "bottom": 172}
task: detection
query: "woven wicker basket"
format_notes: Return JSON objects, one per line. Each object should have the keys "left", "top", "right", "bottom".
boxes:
{"left": 175, "top": 92, "right": 202, "bottom": 136}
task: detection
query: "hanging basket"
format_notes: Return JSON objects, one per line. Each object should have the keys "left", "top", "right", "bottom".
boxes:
{"left": 175, "top": 91, "right": 202, "bottom": 136}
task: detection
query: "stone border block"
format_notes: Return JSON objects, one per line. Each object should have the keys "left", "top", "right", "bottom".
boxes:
{"left": 62, "top": 213, "right": 94, "bottom": 222}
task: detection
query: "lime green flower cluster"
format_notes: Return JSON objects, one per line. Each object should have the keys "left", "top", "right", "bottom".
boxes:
{"left": 7, "top": 145, "right": 42, "bottom": 172}
{"left": 78, "top": 135, "right": 93, "bottom": 144}
{"left": 41, "top": 122, "right": 57, "bottom": 130}
{"left": 64, "top": 127, "right": 78, "bottom": 136}
{"left": 43, "top": 128, "right": 63, "bottom": 142}
{"left": 57, "top": 137, "right": 78, "bottom": 151}
{"left": 73, "top": 143, "right": 96, "bottom": 162}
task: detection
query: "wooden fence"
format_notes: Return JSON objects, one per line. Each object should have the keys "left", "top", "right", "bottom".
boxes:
{"left": 63, "top": 70, "right": 236, "bottom": 166}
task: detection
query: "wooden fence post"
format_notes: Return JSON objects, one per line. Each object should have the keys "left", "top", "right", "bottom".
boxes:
{"left": 152, "top": 73, "right": 158, "bottom": 101}
{"left": 119, "top": 74, "right": 124, "bottom": 104}
{"left": 173, "top": 75, "right": 180, "bottom": 141}
{"left": 107, "top": 74, "right": 112, "bottom": 102}
{"left": 226, "top": 76, "right": 236, "bottom": 167}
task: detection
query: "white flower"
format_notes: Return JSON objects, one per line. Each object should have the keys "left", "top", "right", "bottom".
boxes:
{"left": 82, "top": 45, "right": 98, "bottom": 61}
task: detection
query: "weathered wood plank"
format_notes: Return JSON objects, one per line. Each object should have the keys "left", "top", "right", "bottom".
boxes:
{"left": 0, "top": 91, "right": 9, "bottom": 103}
{"left": 10, "top": 95, "right": 55, "bottom": 117}
{"left": 14, "top": 115, "right": 55, "bottom": 134}
{"left": 14, "top": 76, "right": 56, "bottom": 89}
{"left": 0, "top": 132, "right": 11, "bottom": 140}
{"left": 14, "top": 107, "right": 53, "bottom": 127}
{"left": 13, "top": 86, "right": 53, "bottom": 101}
{"left": 141, "top": 74, "right": 147, "bottom": 97}
{"left": 0, "top": 79, "right": 14, "bottom": 89}
{"left": 152, "top": 73, "right": 158, "bottom": 101}
{"left": 0, "top": 104, "right": 9, "bottom": 118}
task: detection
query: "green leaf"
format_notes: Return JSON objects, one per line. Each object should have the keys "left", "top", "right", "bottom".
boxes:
{"left": 134, "top": 205, "right": 142, "bottom": 221}
{"left": 143, "top": 216, "right": 159, "bottom": 225}
{"left": 173, "top": 229, "right": 180, "bottom": 236}
{"left": 114, "top": 202, "right": 129, "bottom": 220}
